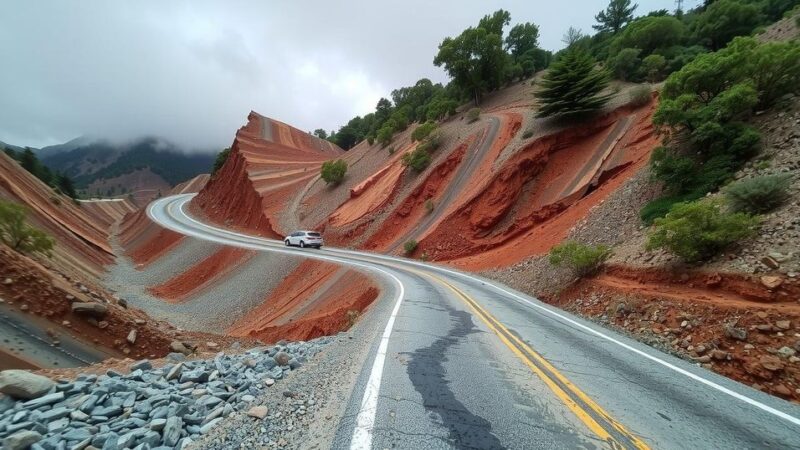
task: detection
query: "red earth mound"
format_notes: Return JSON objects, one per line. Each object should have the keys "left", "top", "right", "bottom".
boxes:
{"left": 550, "top": 265, "right": 800, "bottom": 401}
{"left": 418, "top": 100, "right": 658, "bottom": 269}
{"left": 77, "top": 199, "right": 137, "bottom": 234}
{"left": 228, "top": 260, "right": 379, "bottom": 343}
{"left": 149, "top": 247, "right": 255, "bottom": 302}
{"left": 192, "top": 112, "right": 343, "bottom": 238}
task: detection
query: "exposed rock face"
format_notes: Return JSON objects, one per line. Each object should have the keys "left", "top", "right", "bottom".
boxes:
{"left": 0, "top": 370, "right": 54, "bottom": 399}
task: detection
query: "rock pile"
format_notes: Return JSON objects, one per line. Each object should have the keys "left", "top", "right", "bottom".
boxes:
{"left": 0, "top": 338, "right": 328, "bottom": 450}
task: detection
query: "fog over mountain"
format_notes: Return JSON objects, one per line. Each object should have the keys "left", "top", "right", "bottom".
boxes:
{"left": 0, "top": 0, "right": 691, "bottom": 150}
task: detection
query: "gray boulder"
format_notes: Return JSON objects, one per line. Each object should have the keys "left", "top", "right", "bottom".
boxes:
{"left": 3, "top": 430, "right": 42, "bottom": 450}
{"left": 71, "top": 302, "right": 109, "bottom": 317}
{"left": 0, "top": 370, "right": 54, "bottom": 399}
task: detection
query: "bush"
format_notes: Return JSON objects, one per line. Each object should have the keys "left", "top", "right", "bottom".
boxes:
{"left": 404, "top": 240, "right": 418, "bottom": 255}
{"left": 466, "top": 108, "right": 481, "bottom": 123}
{"left": 424, "top": 198, "right": 434, "bottom": 214}
{"left": 646, "top": 200, "right": 760, "bottom": 262}
{"left": 0, "top": 200, "right": 55, "bottom": 257}
{"left": 548, "top": 241, "right": 611, "bottom": 277}
{"left": 412, "top": 122, "right": 437, "bottom": 142}
{"left": 628, "top": 85, "right": 652, "bottom": 107}
{"left": 416, "top": 131, "right": 443, "bottom": 154}
{"left": 641, "top": 54, "right": 667, "bottom": 82}
{"left": 522, "top": 129, "right": 534, "bottom": 139}
{"left": 321, "top": 159, "right": 347, "bottom": 185}
{"left": 724, "top": 173, "right": 792, "bottom": 214}
{"left": 212, "top": 148, "right": 230, "bottom": 175}
{"left": 608, "top": 48, "right": 642, "bottom": 81}
{"left": 402, "top": 148, "right": 432, "bottom": 172}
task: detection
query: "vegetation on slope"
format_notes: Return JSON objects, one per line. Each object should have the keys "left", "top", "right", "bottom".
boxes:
{"left": 3, "top": 146, "right": 77, "bottom": 199}
{"left": 0, "top": 200, "right": 55, "bottom": 257}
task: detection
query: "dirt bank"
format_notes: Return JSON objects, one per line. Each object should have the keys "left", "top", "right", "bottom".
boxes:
{"left": 149, "top": 247, "right": 256, "bottom": 302}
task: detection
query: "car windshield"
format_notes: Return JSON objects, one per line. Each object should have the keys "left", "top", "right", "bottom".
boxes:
{"left": 307, "top": 232, "right": 321, "bottom": 237}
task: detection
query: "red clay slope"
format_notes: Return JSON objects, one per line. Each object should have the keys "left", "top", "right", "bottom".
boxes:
{"left": 192, "top": 112, "right": 343, "bottom": 238}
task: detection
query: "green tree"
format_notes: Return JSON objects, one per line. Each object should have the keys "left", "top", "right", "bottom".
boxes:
{"left": 612, "top": 16, "right": 686, "bottom": 55}
{"left": 412, "top": 122, "right": 438, "bottom": 142}
{"left": 641, "top": 54, "right": 667, "bottom": 82}
{"left": 594, "top": 0, "right": 638, "bottom": 34}
{"left": 536, "top": 50, "right": 611, "bottom": 119}
{"left": 401, "top": 148, "right": 432, "bottom": 172}
{"left": 212, "top": 147, "right": 230, "bottom": 175}
{"left": 313, "top": 129, "right": 328, "bottom": 139}
{"left": 562, "top": 27, "right": 585, "bottom": 47}
{"left": 608, "top": 48, "right": 642, "bottom": 81}
{"left": 55, "top": 173, "right": 77, "bottom": 199}
{"left": 321, "top": 159, "right": 347, "bottom": 185}
{"left": 505, "top": 23, "right": 539, "bottom": 57}
{"left": 434, "top": 10, "right": 510, "bottom": 105}
{"left": 692, "top": 0, "right": 763, "bottom": 50}
{"left": 0, "top": 200, "right": 55, "bottom": 257}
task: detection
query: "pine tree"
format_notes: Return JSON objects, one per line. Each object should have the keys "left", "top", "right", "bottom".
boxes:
{"left": 594, "top": 0, "right": 638, "bottom": 34}
{"left": 536, "top": 50, "right": 611, "bottom": 119}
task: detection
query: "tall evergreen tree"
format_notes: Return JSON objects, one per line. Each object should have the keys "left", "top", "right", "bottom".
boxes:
{"left": 536, "top": 50, "right": 611, "bottom": 119}
{"left": 594, "top": 0, "right": 638, "bottom": 34}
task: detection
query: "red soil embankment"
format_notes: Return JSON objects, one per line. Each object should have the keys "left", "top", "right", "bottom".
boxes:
{"left": 192, "top": 111, "right": 343, "bottom": 238}
{"left": 118, "top": 208, "right": 185, "bottom": 267}
{"left": 420, "top": 100, "right": 657, "bottom": 269}
{"left": 551, "top": 265, "right": 800, "bottom": 401}
{"left": 228, "top": 260, "right": 379, "bottom": 342}
{"left": 149, "top": 247, "right": 255, "bottom": 302}
{"left": 0, "top": 153, "right": 115, "bottom": 277}
{"left": 78, "top": 199, "right": 137, "bottom": 233}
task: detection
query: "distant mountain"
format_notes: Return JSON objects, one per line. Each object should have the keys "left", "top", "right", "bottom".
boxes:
{"left": 39, "top": 137, "right": 215, "bottom": 204}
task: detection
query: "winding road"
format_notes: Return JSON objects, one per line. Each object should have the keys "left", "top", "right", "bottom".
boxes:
{"left": 149, "top": 194, "right": 800, "bottom": 450}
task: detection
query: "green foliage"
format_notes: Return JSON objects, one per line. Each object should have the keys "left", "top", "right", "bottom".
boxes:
{"left": 692, "top": 0, "right": 763, "bottom": 50}
{"left": 212, "top": 147, "right": 230, "bottom": 175}
{"left": 411, "top": 122, "right": 437, "bottom": 142}
{"left": 612, "top": 16, "right": 686, "bottom": 55}
{"left": 434, "top": 10, "right": 511, "bottom": 105}
{"left": 54, "top": 173, "right": 77, "bottom": 199}
{"left": 641, "top": 54, "right": 667, "bottom": 82}
{"left": 0, "top": 200, "right": 55, "bottom": 257}
{"left": 313, "top": 129, "right": 328, "bottom": 139}
{"left": 548, "top": 241, "right": 612, "bottom": 277}
{"left": 401, "top": 147, "right": 432, "bottom": 173}
{"left": 321, "top": 159, "right": 348, "bottom": 185}
{"left": 608, "top": 48, "right": 641, "bottom": 81}
{"left": 416, "top": 131, "right": 443, "bottom": 154}
{"left": 424, "top": 198, "right": 434, "bottom": 214}
{"left": 7, "top": 147, "right": 78, "bottom": 199}
{"left": 505, "top": 22, "right": 540, "bottom": 57}
{"left": 628, "top": 85, "right": 652, "bottom": 107}
{"left": 646, "top": 200, "right": 759, "bottom": 262}
{"left": 403, "top": 240, "right": 418, "bottom": 255}
{"left": 466, "top": 108, "right": 481, "bottom": 123}
{"left": 522, "top": 129, "right": 534, "bottom": 139}
{"left": 536, "top": 50, "right": 611, "bottom": 119}
{"left": 376, "top": 120, "right": 397, "bottom": 147}
{"left": 724, "top": 173, "right": 792, "bottom": 214}
{"left": 594, "top": 0, "right": 637, "bottom": 34}
{"left": 764, "top": 0, "right": 800, "bottom": 20}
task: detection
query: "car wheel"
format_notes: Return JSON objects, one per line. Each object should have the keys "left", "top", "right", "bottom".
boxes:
{"left": 285, "top": 240, "right": 290, "bottom": 246}
{"left": 300, "top": 241, "right": 305, "bottom": 248}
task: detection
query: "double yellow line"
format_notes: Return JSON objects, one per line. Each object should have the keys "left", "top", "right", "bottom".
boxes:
{"left": 426, "top": 272, "right": 650, "bottom": 450}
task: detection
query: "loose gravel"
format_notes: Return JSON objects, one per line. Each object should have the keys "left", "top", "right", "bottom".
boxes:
{"left": 0, "top": 338, "right": 329, "bottom": 450}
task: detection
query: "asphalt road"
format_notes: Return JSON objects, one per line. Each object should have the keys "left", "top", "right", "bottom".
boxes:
{"left": 150, "top": 194, "right": 800, "bottom": 450}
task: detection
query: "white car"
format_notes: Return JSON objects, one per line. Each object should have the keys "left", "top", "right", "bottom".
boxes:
{"left": 284, "top": 230, "right": 324, "bottom": 249}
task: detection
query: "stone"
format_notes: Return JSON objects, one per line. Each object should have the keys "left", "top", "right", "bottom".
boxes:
{"left": 200, "top": 417, "right": 222, "bottom": 434}
{"left": 264, "top": 378, "right": 275, "bottom": 387}
{"left": 62, "top": 428, "right": 92, "bottom": 441}
{"left": 723, "top": 324, "right": 748, "bottom": 341}
{"left": 3, "top": 278, "right": 12, "bottom": 285}
{"left": 774, "top": 384, "right": 792, "bottom": 396}
{"left": 166, "top": 363, "right": 183, "bottom": 381}
{"left": 0, "top": 370, "right": 54, "bottom": 399}
{"left": 3, "top": 430, "right": 42, "bottom": 450}
{"left": 710, "top": 350, "right": 729, "bottom": 361}
{"left": 777, "top": 346, "right": 797, "bottom": 358}
{"left": 170, "top": 341, "right": 192, "bottom": 356}
{"left": 166, "top": 352, "right": 186, "bottom": 362}
{"left": 127, "top": 329, "right": 137, "bottom": 344}
{"left": 22, "top": 391, "right": 63, "bottom": 408}
{"left": 206, "top": 342, "right": 219, "bottom": 350}
{"left": 775, "top": 320, "right": 791, "bottom": 330}
{"left": 97, "top": 321, "right": 109, "bottom": 329}
{"left": 241, "top": 394, "right": 255, "bottom": 403}
{"left": 134, "top": 318, "right": 147, "bottom": 325}
{"left": 760, "top": 355, "right": 784, "bottom": 371}
{"left": 150, "top": 418, "right": 167, "bottom": 431}
{"left": 247, "top": 406, "right": 269, "bottom": 420}
{"left": 694, "top": 355, "right": 712, "bottom": 363}
{"left": 162, "top": 416, "right": 183, "bottom": 446}
{"left": 760, "top": 275, "right": 783, "bottom": 289}
{"left": 274, "top": 351, "right": 291, "bottom": 366}
{"left": 71, "top": 302, "right": 108, "bottom": 318}
{"left": 130, "top": 360, "right": 152, "bottom": 371}
{"left": 760, "top": 256, "right": 780, "bottom": 270}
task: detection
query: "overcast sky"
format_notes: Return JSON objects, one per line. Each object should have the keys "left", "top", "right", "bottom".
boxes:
{"left": 0, "top": 0, "right": 699, "bottom": 151}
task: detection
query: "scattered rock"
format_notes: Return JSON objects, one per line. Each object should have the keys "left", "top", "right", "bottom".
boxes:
{"left": 2, "top": 278, "right": 12, "bottom": 285}
{"left": 0, "top": 370, "right": 54, "bottom": 399}
{"left": 170, "top": 341, "right": 192, "bottom": 355}
{"left": 760, "top": 275, "right": 783, "bottom": 289}
{"left": 774, "top": 384, "right": 792, "bottom": 396}
{"left": 274, "top": 351, "right": 291, "bottom": 366}
{"left": 3, "top": 430, "right": 42, "bottom": 450}
{"left": 760, "top": 256, "right": 780, "bottom": 270}
{"left": 723, "top": 324, "right": 748, "bottom": 341}
{"left": 777, "top": 346, "right": 797, "bottom": 358}
{"left": 127, "top": 329, "right": 137, "bottom": 344}
{"left": 247, "top": 405, "right": 269, "bottom": 419}
{"left": 775, "top": 320, "right": 791, "bottom": 330}
{"left": 206, "top": 341, "right": 219, "bottom": 350}
{"left": 760, "top": 355, "right": 784, "bottom": 371}
{"left": 71, "top": 302, "right": 108, "bottom": 318}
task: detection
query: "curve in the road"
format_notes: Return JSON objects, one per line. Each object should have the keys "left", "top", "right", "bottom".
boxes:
{"left": 149, "top": 194, "right": 800, "bottom": 450}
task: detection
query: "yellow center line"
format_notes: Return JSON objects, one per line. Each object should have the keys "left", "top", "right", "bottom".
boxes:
{"left": 417, "top": 269, "right": 650, "bottom": 450}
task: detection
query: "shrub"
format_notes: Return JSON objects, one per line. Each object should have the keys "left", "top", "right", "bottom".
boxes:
{"left": 401, "top": 148, "right": 432, "bottom": 172}
{"left": 404, "top": 240, "right": 418, "bottom": 255}
{"left": 466, "top": 107, "right": 481, "bottom": 123}
{"left": 388, "top": 146, "right": 395, "bottom": 155}
{"left": 424, "top": 198, "right": 434, "bottom": 214}
{"left": 646, "top": 200, "right": 760, "bottom": 262}
{"left": 321, "top": 159, "right": 347, "bottom": 185}
{"left": 536, "top": 50, "right": 611, "bottom": 119}
{"left": 724, "top": 173, "right": 792, "bottom": 214}
{"left": 608, "top": 48, "right": 642, "bottom": 81}
{"left": 0, "top": 200, "right": 55, "bottom": 257}
{"left": 416, "top": 131, "right": 443, "bottom": 154}
{"left": 628, "top": 85, "right": 652, "bottom": 107}
{"left": 412, "top": 122, "right": 437, "bottom": 142}
{"left": 212, "top": 148, "right": 230, "bottom": 175}
{"left": 641, "top": 54, "right": 667, "bottom": 82}
{"left": 522, "top": 129, "right": 534, "bottom": 139}
{"left": 548, "top": 241, "right": 611, "bottom": 277}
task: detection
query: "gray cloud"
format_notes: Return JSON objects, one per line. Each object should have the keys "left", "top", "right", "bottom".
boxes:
{"left": 0, "top": 0, "right": 696, "bottom": 151}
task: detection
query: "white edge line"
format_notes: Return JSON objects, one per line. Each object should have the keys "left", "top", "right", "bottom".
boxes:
{"left": 148, "top": 195, "right": 404, "bottom": 449}
{"left": 150, "top": 194, "right": 800, "bottom": 429}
